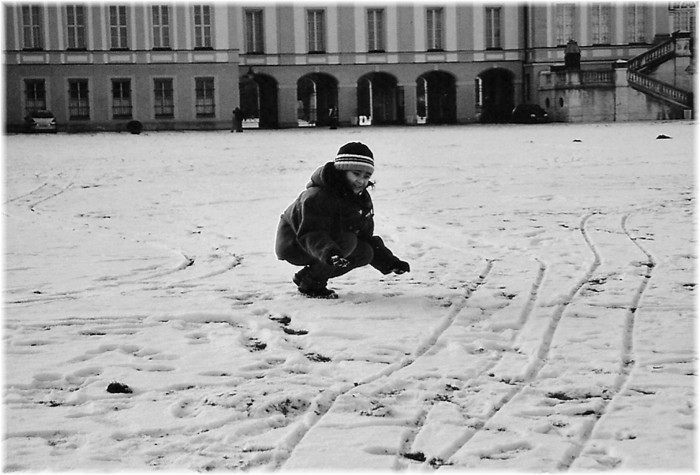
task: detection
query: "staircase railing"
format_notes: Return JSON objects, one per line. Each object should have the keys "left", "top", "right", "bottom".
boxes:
{"left": 626, "top": 35, "right": 693, "bottom": 110}
{"left": 627, "top": 70, "right": 694, "bottom": 108}
{"left": 627, "top": 37, "right": 676, "bottom": 72}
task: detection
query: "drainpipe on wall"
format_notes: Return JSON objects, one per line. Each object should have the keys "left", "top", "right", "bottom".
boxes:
{"left": 522, "top": 4, "right": 529, "bottom": 103}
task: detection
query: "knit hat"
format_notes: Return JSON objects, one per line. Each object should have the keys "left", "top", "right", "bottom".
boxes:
{"left": 334, "top": 142, "right": 375, "bottom": 175}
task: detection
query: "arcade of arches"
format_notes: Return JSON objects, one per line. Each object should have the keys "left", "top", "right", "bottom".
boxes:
{"left": 239, "top": 68, "right": 515, "bottom": 128}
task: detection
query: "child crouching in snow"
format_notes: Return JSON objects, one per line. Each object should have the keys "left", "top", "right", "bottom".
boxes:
{"left": 275, "top": 142, "right": 410, "bottom": 299}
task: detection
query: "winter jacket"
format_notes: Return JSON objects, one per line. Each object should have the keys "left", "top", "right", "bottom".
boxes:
{"left": 278, "top": 162, "right": 402, "bottom": 274}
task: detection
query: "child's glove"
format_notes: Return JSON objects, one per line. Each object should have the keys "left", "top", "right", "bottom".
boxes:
{"left": 330, "top": 255, "right": 350, "bottom": 269}
{"left": 391, "top": 260, "right": 410, "bottom": 275}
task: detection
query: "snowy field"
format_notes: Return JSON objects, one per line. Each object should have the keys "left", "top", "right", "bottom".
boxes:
{"left": 2, "top": 121, "right": 696, "bottom": 471}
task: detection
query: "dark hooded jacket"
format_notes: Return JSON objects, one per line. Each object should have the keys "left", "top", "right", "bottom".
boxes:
{"left": 278, "top": 162, "right": 401, "bottom": 274}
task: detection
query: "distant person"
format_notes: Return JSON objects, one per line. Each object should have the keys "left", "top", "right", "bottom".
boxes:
{"left": 232, "top": 107, "right": 244, "bottom": 133}
{"left": 275, "top": 142, "right": 410, "bottom": 298}
{"left": 564, "top": 39, "right": 581, "bottom": 71}
{"left": 328, "top": 106, "right": 338, "bottom": 129}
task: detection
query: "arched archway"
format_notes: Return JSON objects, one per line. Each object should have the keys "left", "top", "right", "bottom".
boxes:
{"left": 297, "top": 73, "right": 338, "bottom": 127}
{"left": 416, "top": 71, "right": 456, "bottom": 125}
{"left": 476, "top": 68, "right": 515, "bottom": 123}
{"left": 239, "top": 72, "right": 279, "bottom": 129}
{"left": 357, "top": 72, "right": 404, "bottom": 125}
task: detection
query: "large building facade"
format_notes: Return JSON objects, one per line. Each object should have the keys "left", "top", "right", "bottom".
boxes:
{"left": 3, "top": 2, "right": 696, "bottom": 131}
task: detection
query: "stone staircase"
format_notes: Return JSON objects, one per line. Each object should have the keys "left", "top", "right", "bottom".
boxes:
{"left": 626, "top": 33, "right": 694, "bottom": 111}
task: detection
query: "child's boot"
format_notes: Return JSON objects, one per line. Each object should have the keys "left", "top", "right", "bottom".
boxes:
{"left": 293, "top": 266, "right": 338, "bottom": 299}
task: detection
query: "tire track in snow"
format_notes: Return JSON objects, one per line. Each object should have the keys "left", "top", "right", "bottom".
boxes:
{"left": 6, "top": 252, "right": 232, "bottom": 307}
{"left": 4, "top": 181, "right": 75, "bottom": 214}
{"left": 124, "top": 245, "right": 198, "bottom": 283}
{"left": 516, "top": 257, "right": 548, "bottom": 330}
{"left": 379, "top": 259, "right": 494, "bottom": 377}
{"left": 557, "top": 211, "right": 656, "bottom": 470}
{"left": 4, "top": 183, "right": 51, "bottom": 205}
{"left": 272, "top": 259, "right": 494, "bottom": 469}
{"left": 435, "top": 213, "right": 601, "bottom": 467}
{"left": 172, "top": 253, "right": 243, "bottom": 284}
{"left": 6, "top": 294, "right": 79, "bottom": 306}
{"left": 524, "top": 213, "right": 601, "bottom": 381}
{"left": 30, "top": 183, "right": 75, "bottom": 213}
{"left": 394, "top": 257, "right": 547, "bottom": 469}
{"left": 139, "top": 252, "right": 195, "bottom": 280}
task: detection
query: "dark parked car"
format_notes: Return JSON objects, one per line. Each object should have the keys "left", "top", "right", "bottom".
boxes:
{"left": 25, "top": 110, "right": 57, "bottom": 133}
{"left": 511, "top": 104, "right": 549, "bottom": 124}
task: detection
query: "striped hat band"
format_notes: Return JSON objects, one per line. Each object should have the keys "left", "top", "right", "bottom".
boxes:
{"left": 334, "top": 142, "right": 375, "bottom": 174}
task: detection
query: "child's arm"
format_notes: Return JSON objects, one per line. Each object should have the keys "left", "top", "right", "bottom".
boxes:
{"left": 294, "top": 192, "right": 342, "bottom": 264}
{"left": 369, "top": 236, "right": 410, "bottom": 275}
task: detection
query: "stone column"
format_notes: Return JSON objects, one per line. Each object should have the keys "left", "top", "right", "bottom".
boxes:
{"left": 614, "top": 60, "right": 630, "bottom": 122}
{"left": 278, "top": 84, "right": 298, "bottom": 128}
{"left": 401, "top": 82, "right": 417, "bottom": 125}
{"left": 337, "top": 83, "right": 355, "bottom": 127}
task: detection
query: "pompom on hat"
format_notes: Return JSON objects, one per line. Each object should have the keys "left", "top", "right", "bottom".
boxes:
{"left": 334, "top": 142, "right": 374, "bottom": 175}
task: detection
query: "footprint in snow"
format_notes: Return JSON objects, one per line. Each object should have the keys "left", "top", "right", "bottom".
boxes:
{"left": 170, "top": 398, "right": 199, "bottom": 418}
{"left": 268, "top": 313, "right": 308, "bottom": 335}
{"left": 185, "top": 331, "right": 209, "bottom": 344}
{"left": 477, "top": 441, "right": 533, "bottom": 460}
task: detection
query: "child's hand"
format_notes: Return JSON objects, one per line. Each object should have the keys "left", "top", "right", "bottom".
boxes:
{"left": 392, "top": 260, "right": 410, "bottom": 274}
{"left": 330, "top": 255, "right": 350, "bottom": 269}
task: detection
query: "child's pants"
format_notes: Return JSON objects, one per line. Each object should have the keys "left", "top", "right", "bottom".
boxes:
{"left": 275, "top": 221, "right": 374, "bottom": 281}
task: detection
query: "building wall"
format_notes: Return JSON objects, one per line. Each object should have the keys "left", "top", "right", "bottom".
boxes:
{"left": 3, "top": 2, "right": 693, "bottom": 131}
{"left": 5, "top": 4, "right": 240, "bottom": 131}
{"left": 5, "top": 62, "right": 239, "bottom": 131}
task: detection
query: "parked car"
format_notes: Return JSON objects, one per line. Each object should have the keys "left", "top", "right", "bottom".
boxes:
{"left": 25, "top": 110, "right": 57, "bottom": 133}
{"left": 511, "top": 104, "right": 549, "bottom": 124}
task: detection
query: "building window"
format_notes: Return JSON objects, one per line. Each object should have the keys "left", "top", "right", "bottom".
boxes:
{"left": 152, "top": 5, "right": 170, "bottom": 50}
{"left": 194, "top": 5, "right": 212, "bottom": 49}
{"left": 426, "top": 8, "right": 444, "bottom": 51}
{"left": 672, "top": 7, "right": 695, "bottom": 35}
{"left": 195, "top": 78, "right": 215, "bottom": 117}
{"left": 627, "top": 4, "right": 647, "bottom": 43}
{"left": 66, "top": 5, "right": 86, "bottom": 50}
{"left": 485, "top": 7, "right": 502, "bottom": 49}
{"left": 367, "top": 9, "right": 385, "bottom": 52}
{"left": 68, "top": 79, "right": 90, "bottom": 119}
{"left": 307, "top": 9, "right": 326, "bottom": 53}
{"left": 555, "top": 3, "right": 575, "bottom": 45}
{"left": 245, "top": 9, "right": 264, "bottom": 54}
{"left": 154, "top": 78, "right": 174, "bottom": 118}
{"left": 109, "top": 5, "right": 128, "bottom": 50}
{"left": 22, "top": 6, "right": 43, "bottom": 50}
{"left": 591, "top": 4, "right": 611, "bottom": 45}
{"left": 112, "top": 79, "right": 132, "bottom": 119}
{"left": 24, "top": 79, "right": 47, "bottom": 115}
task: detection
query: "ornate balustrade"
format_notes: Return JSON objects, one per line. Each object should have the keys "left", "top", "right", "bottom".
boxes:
{"left": 626, "top": 35, "right": 693, "bottom": 110}
{"left": 550, "top": 69, "right": 614, "bottom": 86}
{"left": 581, "top": 70, "right": 614, "bottom": 84}
{"left": 627, "top": 38, "right": 676, "bottom": 72}
{"left": 627, "top": 70, "right": 693, "bottom": 108}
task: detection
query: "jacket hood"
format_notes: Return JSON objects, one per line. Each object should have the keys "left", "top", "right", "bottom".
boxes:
{"left": 307, "top": 162, "right": 350, "bottom": 192}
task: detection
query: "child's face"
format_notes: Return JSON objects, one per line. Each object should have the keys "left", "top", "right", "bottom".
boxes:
{"left": 344, "top": 169, "right": 372, "bottom": 195}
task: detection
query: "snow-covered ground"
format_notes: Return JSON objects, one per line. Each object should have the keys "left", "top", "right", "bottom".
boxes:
{"left": 2, "top": 121, "right": 696, "bottom": 471}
